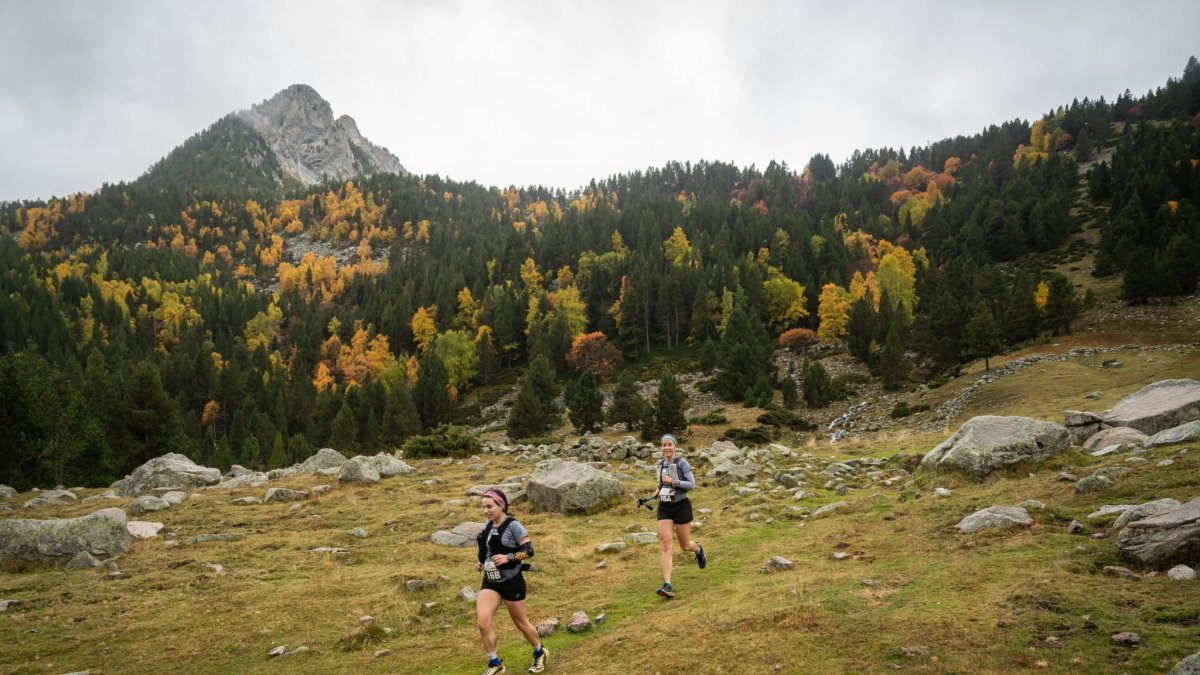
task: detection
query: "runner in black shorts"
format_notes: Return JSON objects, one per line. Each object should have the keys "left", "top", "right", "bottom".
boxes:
{"left": 475, "top": 489, "right": 547, "bottom": 674}
{"left": 651, "top": 433, "right": 707, "bottom": 599}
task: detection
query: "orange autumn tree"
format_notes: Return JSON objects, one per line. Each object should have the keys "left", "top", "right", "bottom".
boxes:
{"left": 566, "top": 332, "right": 621, "bottom": 379}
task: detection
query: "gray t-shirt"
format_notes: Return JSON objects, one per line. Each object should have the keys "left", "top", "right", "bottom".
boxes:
{"left": 482, "top": 518, "right": 529, "bottom": 582}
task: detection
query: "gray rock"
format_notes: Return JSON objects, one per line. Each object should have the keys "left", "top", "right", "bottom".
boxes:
{"left": 1088, "top": 504, "right": 1136, "bottom": 519}
{"left": 1111, "top": 631, "right": 1141, "bottom": 646}
{"left": 527, "top": 461, "right": 625, "bottom": 514}
{"left": 235, "top": 84, "right": 406, "bottom": 189}
{"left": 1112, "top": 498, "right": 1183, "bottom": 531}
{"left": 431, "top": 522, "right": 486, "bottom": 548}
{"left": 404, "top": 579, "right": 437, "bottom": 592}
{"left": 1146, "top": 421, "right": 1200, "bottom": 447}
{"left": 339, "top": 456, "right": 381, "bottom": 483}
{"left": 1083, "top": 427, "right": 1149, "bottom": 452}
{"left": 459, "top": 587, "right": 478, "bottom": 601}
{"left": 1117, "top": 497, "right": 1200, "bottom": 568}
{"left": 1067, "top": 520, "right": 1085, "bottom": 534}
{"left": 65, "top": 550, "right": 102, "bottom": 570}
{"left": 622, "top": 532, "right": 658, "bottom": 545}
{"left": 934, "top": 487, "right": 952, "bottom": 497}
{"left": 230, "top": 496, "right": 260, "bottom": 506}
{"left": 595, "top": 541, "right": 627, "bottom": 553}
{"left": 0, "top": 600, "right": 20, "bottom": 612}
{"left": 954, "top": 506, "right": 1033, "bottom": 533}
{"left": 295, "top": 448, "right": 348, "bottom": 473}
{"left": 362, "top": 452, "right": 416, "bottom": 476}
{"left": 129, "top": 495, "right": 170, "bottom": 516}
{"left": 1168, "top": 565, "right": 1196, "bottom": 581}
{"left": 566, "top": 610, "right": 591, "bottom": 632}
{"left": 1019, "top": 500, "right": 1047, "bottom": 510}
{"left": 920, "top": 416, "right": 1071, "bottom": 477}
{"left": 810, "top": 501, "right": 848, "bottom": 519}
{"left": 182, "top": 533, "right": 244, "bottom": 546}
{"left": 348, "top": 527, "right": 369, "bottom": 538}
{"left": 0, "top": 485, "right": 17, "bottom": 500}
{"left": 1169, "top": 650, "right": 1200, "bottom": 674}
{"left": 216, "top": 472, "right": 269, "bottom": 489}
{"left": 1100, "top": 379, "right": 1200, "bottom": 435}
{"left": 0, "top": 507, "right": 132, "bottom": 563}
{"left": 1093, "top": 466, "right": 1130, "bottom": 480}
{"left": 126, "top": 521, "right": 163, "bottom": 539}
{"left": 763, "top": 556, "right": 795, "bottom": 572}
{"left": 263, "top": 488, "right": 308, "bottom": 504}
{"left": 536, "top": 617, "right": 560, "bottom": 637}
{"left": 22, "top": 489, "right": 78, "bottom": 509}
{"left": 311, "top": 484, "right": 332, "bottom": 496}
{"left": 118, "top": 454, "right": 221, "bottom": 496}
{"left": 1075, "top": 475, "right": 1115, "bottom": 493}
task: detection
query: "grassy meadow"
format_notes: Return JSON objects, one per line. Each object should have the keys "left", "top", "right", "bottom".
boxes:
{"left": 2, "top": 338, "right": 1200, "bottom": 673}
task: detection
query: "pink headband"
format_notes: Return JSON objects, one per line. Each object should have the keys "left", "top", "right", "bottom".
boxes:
{"left": 484, "top": 490, "right": 507, "bottom": 511}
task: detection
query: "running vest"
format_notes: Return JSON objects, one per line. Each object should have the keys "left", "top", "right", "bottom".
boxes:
{"left": 658, "top": 456, "right": 688, "bottom": 502}
{"left": 477, "top": 517, "right": 521, "bottom": 572}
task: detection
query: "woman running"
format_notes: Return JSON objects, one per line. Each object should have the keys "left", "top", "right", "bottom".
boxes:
{"left": 651, "top": 433, "right": 706, "bottom": 598}
{"left": 475, "top": 488, "right": 547, "bottom": 674}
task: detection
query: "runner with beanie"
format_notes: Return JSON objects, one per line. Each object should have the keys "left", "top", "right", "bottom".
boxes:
{"left": 651, "top": 433, "right": 706, "bottom": 598}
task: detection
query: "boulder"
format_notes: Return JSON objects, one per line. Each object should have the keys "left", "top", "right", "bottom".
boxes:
{"left": 920, "top": 416, "right": 1070, "bottom": 477}
{"left": 527, "top": 461, "right": 625, "bottom": 514}
{"left": 0, "top": 485, "right": 17, "bottom": 500}
{"left": 1117, "top": 497, "right": 1200, "bottom": 568}
{"left": 0, "top": 507, "right": 132, "bottom": 563}
{"left": 363, "top": 453, "right": 416, "bottom": 476}
{"left": 1064, "top": 410, "right": 1105, "bottom": 445}
{"left": 129, "top": 495, "right": 170, "bottom": 516}
{"left": 216, "top": 472, "right": 269, "bottom": 489}
{"left": 339, "top": 457, "right": 381, "bottom": 483}
{"left": 1145, "top": 421, "right": 1200, "bottom": 447}
{"left": 1083, "top": 427, "right": 1149, "bottom": 453}
{"left": 1169, "top": 650, "right": 1200, "bottom": 675}
{"left": 127, "top": 521, "right": 164, "bottom": 539}
{"left": 295, "top": 448, "right": 348, "bottom": 473}
{"left": 431, "top": 522, "right": 485, "bottom": 548}
{"left": 1112, "top": 498, "right": 1183, "bottom": 531}
{"left": 763, "top": 556, "right": 795, "bottom": 572}
{"left": 22, "top": 489, "right": 78, "bottom": 509}
{"left": 954, "top": 506, "right": 1033, "bottom": 533}
{"left": 1100, "top": 379, "right": 1200, "bottom": 435}
{"left": 263, "top": 488, "right": 309, "bottom": 504}
{"left": 118, "top": 454, "right": 221, "bottom": 496}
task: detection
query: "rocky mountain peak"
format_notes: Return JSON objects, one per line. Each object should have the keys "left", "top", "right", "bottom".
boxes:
{"left": 235, "top": 84, "right": 406, "bottom": 187}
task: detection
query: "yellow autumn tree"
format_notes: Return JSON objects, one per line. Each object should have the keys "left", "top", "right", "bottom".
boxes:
{"left": 411, "top": 306, "right": 438, "bottom": 353}
{"left": 817, "top": 283, "right": 852, "bottom": 343}
{"left": 663, "top": 226, "right": 693, "bottom": 267}
{"left": 1035, "top": 281, "right": 1050, "bottom": 311}
{"left": 456, "top": 287, "right": 481, "bottom": 330}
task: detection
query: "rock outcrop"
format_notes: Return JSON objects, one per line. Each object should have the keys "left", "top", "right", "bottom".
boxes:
{"left": 236, "top": 84, "right": 406, "bottom": 187}
{"left": 920, "top": 416, "right": 1071, "bottom": 477}
{"left": 0, "top": 508, "right": 132, "bottom": 563}
{"left": 527, "top": 460, "right": 624, "bottom": 514}
{"left": 1100, "top": 379, "right": 1200, "bottom": 435}
{"left": 117, "top": 454, "right": 221, "bottom": 496}
{"left": 1117, "top": 497, "right": 1200, "bottom": 568}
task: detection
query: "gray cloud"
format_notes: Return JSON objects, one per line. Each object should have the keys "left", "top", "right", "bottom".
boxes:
{"left": 2, "top": 0, "right": 1197, "bottom": 201}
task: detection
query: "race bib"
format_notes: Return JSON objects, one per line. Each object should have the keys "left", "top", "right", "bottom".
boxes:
{"left": 483, "top": 562, "right": 501, "bottom": 581}
{"left": 659, "top": 488, "right": 675, "bottom": 502}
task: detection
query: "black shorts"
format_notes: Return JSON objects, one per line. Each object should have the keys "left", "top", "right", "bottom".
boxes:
{"left": 657, "top": 497, "right": 694, "bottom": 525}
{"left": 481, "top": 573, "right": 527, "bottom": 602}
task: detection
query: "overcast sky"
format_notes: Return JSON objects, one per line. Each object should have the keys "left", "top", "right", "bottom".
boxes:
{"left": 1, "top": 1, "right": 1197, "bottom": 202}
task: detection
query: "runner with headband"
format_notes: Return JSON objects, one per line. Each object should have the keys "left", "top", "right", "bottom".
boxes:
{"left": 651, "top": 433, "right": 706, "bottom": 598}
{"left": 475, "top": 488, "right": 546, "bottom": 674}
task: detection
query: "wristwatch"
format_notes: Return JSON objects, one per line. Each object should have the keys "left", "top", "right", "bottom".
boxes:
{"left": 507, "top": 553, "right": 515, "bottom": 562}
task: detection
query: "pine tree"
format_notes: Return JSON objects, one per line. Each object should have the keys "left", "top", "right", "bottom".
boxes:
{"left": 780, "top": 365, "right": 799, "bottom": 408}
{"left": 878, "top": 324, "right": 910, "bottom": 390}
{"left": 802, "top": 360, "right": 833, "bottom": 408}
{"left": 506, "top": 375, "right": 546, "bottom": 440}
{"left": 415, "top": 352, "right": 452, "bottom": 429}
{"left": 654, "top": 370, "right": 688, "bottom": 438}
{"left": 715, "top": 301, "right": 771, "bottom": 401}
{"left": 267, "top": 431, "right": 287, "bottom": 469}
{"left": 964, "top": 300, "right": 1001, "bottom": 371}
{"left": 606, "top": 372, "right": 644, "bottom": 431}
{"left": 239, "top": 435, "right": 261, "bottom": 470}
{"left": 846, "top": 295, "right": 876, "bottom": 363}
{"left": 330, "top": 399, "right": 359, "bottom": 455}
{"left": 565, "top": 370, "right": 604, "bottom": 433}
{"left": 525, "top": 354, "right": 561, "bottom": 431}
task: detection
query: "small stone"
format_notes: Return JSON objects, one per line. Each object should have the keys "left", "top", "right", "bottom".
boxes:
{"left": 1056, "top": 472, "right": 1078, "bottom": 482}
{"left": 594, "top": 612, "right": 607, "bottom": 625}
{"left": 1157, "top": 459, "right": 1175, "bottom": 468}
{"left": 861, "top": 579, "right": 876, "bottom": 587}
{"left": 269, "top": 645, "right": 288, "bottom": 657}
{"left": 1110, "top": 631, "right": 1140, "bottom": 646}
{"left": 934, "top": 487, "right": 952, "bottom": 497}
{"left": 566, "top": 610, "right": 591, "bottom": 632}
{"left": 595, "top": 561, "right": 608, "bottom": 569}
{"left": 459, "top": 587, "right": 478, "bottom": 601}
{"left": 1103, "top": 566, "right": 1141, "bottom": 581}
{"left": 348, "top": 527, "right": 369, "bottom": 538}
{"left": 405, "top": 579, "right": 437, "bottom": 592}
{"left": 360, "top": 615, "right": 374, "bottom": 626}
{"left": 374, "top": 649, "right": 390, "bottom": 658}
{"left": 762, "top": 556, "right": 794, "bottom": 572}
{"left": 1167, "top": 565, "right": 1196, "bottom": 581}
{"left": 536, "top": 617, "right": 560, "bottom": 637}
{"left": 832, "top": 551, "right": 850, "bottom": 560}
{"left": 1067, "top": 520, "right": 1084, "bottom": 535}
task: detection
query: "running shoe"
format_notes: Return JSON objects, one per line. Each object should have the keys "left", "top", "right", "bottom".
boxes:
{"left": 696, "top": 543, "right": 707, "bottom": 569}
{"left": 483, "top": 662, "right": 506, "bottom": 675}
{"left": 656, "top": 583, "right": 674, "bottom": 599}
{"left": 528, "top": 647, "right": 548, "bottom": 673}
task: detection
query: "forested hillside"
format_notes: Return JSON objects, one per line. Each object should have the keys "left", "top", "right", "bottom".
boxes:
{"left": 2, "top": 59, "right": 1198, "bottom": 491}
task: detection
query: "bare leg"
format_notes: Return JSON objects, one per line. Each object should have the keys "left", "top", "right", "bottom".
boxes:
{"left": 657, "top": 518, "right": 675, "bottom": 583}
{"left": 504, "top": 598, "right": 542, "bottom": 647}
{"left": 675, "top": 523, "right": 699, "bottom": 554}
{"left": 476, "top": 588, "right": 503, "bottom": 654}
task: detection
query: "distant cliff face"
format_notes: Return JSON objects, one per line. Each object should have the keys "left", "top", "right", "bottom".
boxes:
{"left": 235, "top": 84, "right": 407, "bottom": 187}
{"left": 139, "top": 84, "right": 406, "bottom": 195}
